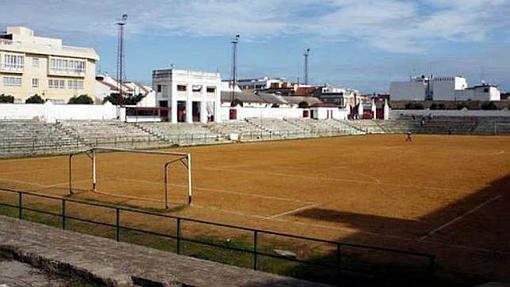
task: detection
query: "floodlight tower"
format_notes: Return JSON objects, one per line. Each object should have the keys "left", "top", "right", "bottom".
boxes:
{"left": 231, "top": 34, "right": 240, "bottom": 103}
{"left": 116, "top": 13, "right": 128, "bottom": 106}
{"left": 304, "top": 48, "right": 310, "bottom": 85}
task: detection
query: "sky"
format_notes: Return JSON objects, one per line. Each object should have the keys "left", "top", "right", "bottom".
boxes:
{"left": 1, "top": 0, "right": 510, "bottom": 93}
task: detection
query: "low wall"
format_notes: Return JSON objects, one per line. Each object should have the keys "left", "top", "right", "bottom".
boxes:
{"left": 220, "top": 106, "right": 303, "bottom": 121}
{"left": 0, "top": 102, "right": 120, "bottom": 122}
{"left": 390, "top": 109, "right": 510, "bottom": 119}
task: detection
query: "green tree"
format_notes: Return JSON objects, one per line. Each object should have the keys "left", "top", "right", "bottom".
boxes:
{"left": 481, "top": 101, "right": 498, "bottom": 110}
{"left": 0, "top": 94, "right": 14, "bottom": 103}
{"left": 103, "top": 93, "right": 145, "bottom": 105}
{"left": 298, "top": 101, "right": 310, "bottom": 108}
{"left": 68, "top": 94, "right": 94, "bottom": 105}
{"left": 25, "top": 94, "right": 45, "bottom": 104}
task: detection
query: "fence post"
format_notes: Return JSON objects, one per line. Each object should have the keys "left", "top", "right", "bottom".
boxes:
{"left": 253, "top": 230, "right": 258, "bottom": 270}
{"left": 62, "top": 199, "right": 66, "bottom": 230}
{"left": 18, "top": 192, "right": 22, "bottom": 219}
{"left": 429, "top": 255, "right": 436, "bottom": 275}
{"left": 336, "top": 243, "right": 341, "bottom": 274}
{"left": 115, "top": 208, "right": 120, "bottom": 241}
{"left": 176, "top": 218, "right": 181, "bottom": 254}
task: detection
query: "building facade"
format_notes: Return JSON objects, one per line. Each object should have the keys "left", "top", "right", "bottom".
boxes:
{"left": 389, "top": 76, "right": 501, "bottom": 102}
{"left": 153, "top": 69, "right": 221, "bottom": 123}
{"left": 0, "top": 26, "right": 99, "bottom": 104}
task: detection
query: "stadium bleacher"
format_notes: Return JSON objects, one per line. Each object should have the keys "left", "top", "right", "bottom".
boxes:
{"left": 208, "top": 120, "right": 270, "bottom": 141}
{"left": 0, "top": 120, "right": 85, "bottom": 157}
{"left": 245, "top": 118, "right": 311, "bottom": 139}
{"left": 57, "top": 120, "right": 166, "bottom": 149}
{"left": 137, "top": 122, "right": 222, "bottom": 145}
{"left": 1, "top": 116, "right": 509, "bottom": 158}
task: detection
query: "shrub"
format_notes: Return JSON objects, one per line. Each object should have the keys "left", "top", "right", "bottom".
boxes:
{"left": 438, "top": 103, "right": 446, "bottom": 110}
{"left": 481, "top": 101, "right": 498, "bottom": 110}
{"left": 103, "top": 93, "right": 145, "bottom": 105}
{"left": 456, "top": 102, "right": 468, "bottom": 110}
{"left": 405, "top": 102, "right": 425, "bottom": 110}
{"left": 430, "top": 103, "right": 438, "bottom": 110}
{"left": 298, "top": 101, "right": 310, "bottom": 109}
{"left": 230, "top": 98, "right": 243, "bottom": 107}
{"left": 0, "top": 94, "right": 14, "bottom": 103}
{"left": 25, "top": 94, "right": 45, "bottom": 104}
{"left": 68, "top": 94, "right": 94, "bottom": 105}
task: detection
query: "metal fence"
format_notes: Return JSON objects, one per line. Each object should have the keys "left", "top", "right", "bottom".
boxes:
{"left": 0, "top": 188, "right": 435, "bottom": 281}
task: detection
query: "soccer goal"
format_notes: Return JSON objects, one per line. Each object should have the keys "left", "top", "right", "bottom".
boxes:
{"left": 494, "top": 123, "right": 510, "bottom": 136}
{"left": 68, "top": 147, "right": 192, "bottom": 209}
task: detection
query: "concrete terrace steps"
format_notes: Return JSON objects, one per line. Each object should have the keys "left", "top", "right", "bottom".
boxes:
{"left": 0, "top": 215, "right": 331, "bottom": 287}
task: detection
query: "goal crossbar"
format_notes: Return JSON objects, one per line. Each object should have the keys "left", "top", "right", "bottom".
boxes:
{"left": 68, "top": 147, "right": 192, "bottom": 208}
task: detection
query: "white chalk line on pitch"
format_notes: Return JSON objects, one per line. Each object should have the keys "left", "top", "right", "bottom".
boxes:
{"left": 266, "top": 203, "right": 321, "bottom": 219}
{"left": 200, "top": 166, "right": 464, "bottom": 192}
{"left": 107, "top": 177, "right": 314, "bottom": 205}
{"left": 419, "top": 194, "right": 503, "bottom": 241}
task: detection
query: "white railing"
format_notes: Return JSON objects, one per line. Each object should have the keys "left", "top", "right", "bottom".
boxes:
{"left": 0, "top": 63, "right": 23, "bottom": 73}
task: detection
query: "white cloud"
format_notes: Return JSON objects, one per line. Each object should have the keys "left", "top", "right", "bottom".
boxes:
{"left": 0, "top": 0, "right": 509, "bottom": 53}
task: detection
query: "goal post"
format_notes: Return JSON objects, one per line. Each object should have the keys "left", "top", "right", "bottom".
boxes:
{"left": 494, "top": 123, "right": 510, "bottom": 136}
{"left": 68, "top": 147, "right": 192, "bottom": 208}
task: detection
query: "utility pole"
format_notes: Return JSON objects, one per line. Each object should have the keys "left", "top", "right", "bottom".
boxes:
{"left": 231, "top": 34, "right": 240, "bottom": 103}
{"left": 304, "top": 48, "right": 310, "bottom": 85}
{"left": 116, "top": 13, "right": 128, "bottom": 106}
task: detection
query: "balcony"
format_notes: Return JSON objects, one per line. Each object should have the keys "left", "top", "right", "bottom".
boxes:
{"left": 0, "top": 63, "right": 23, "bottom": 74}
{"left": 48, "top": 68, "right": 85, "bottom": 78}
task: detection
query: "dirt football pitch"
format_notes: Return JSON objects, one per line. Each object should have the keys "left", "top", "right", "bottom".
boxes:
{"left": 0, "top": 134, "right": 509, "bottom": 282}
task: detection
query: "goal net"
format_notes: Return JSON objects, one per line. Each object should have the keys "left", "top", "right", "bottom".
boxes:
{"left": 68, "top": 147, "right": 192, "bottom": 209}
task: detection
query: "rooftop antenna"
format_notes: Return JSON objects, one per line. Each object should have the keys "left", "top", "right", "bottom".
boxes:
{"left": 231, "top": 34, "right": 240, "bottom": 103}
{"left": 116, "top": 13, "right": 128, "bottom": 106}
{"left": 304, "top": 48, "right": 310, "bottom": 85}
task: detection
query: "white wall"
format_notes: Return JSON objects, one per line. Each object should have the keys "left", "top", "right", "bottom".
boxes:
{"left": 390, "top": 81, "right": 426, "bottom": 101}
{"left": 220, "top": 106, "right": 302, "bottom": 121}
{"left": 220, "top": 106, "right": 349, "bottom": 121}
{"left": 0, "top": 102, "right": 119, "bottom": 122}
{"left": 390, "top": 109, "right": 510, "bottom": 119}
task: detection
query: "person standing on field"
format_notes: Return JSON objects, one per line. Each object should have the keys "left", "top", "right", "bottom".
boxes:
{"left": 406, "top": 130, "right": 413, "bottom": 142}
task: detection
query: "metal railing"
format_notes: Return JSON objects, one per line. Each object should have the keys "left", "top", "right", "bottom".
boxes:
{"left": 0, "top": 188, "right": 435, "bottom": 280}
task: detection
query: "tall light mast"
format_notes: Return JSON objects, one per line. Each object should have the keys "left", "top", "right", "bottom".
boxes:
{"left": 231, "top": 34, "right": 240, "bottom": 103}
{"left": 304, "top": 48, "right": 310, "bottom": 85}
{"left": 116, "top": 13, "right": 128, "bottom": 106}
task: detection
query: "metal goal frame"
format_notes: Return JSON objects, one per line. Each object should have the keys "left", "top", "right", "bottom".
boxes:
{"left": 68, "top": 147, "right": 192, "bottom": 208}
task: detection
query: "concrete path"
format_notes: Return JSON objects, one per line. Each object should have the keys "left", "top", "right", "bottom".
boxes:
{"left": 0, "top": 215, "right": 330, "bottom": 287}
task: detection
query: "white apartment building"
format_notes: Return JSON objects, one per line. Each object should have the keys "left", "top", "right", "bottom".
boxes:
{"left": 237, "top": 77, "right": 285, "bottom": 90}
{"left": 0, "top": 26, "right": 99, "bottom": 104}
{"left": 153, "top": 69, "right": 221, "bottom": 123}
{"left": 388, "top": 76, "right": 502, "bottom": 102}
{"left": 457, "top": 84, "right": 501, "bottom": 101}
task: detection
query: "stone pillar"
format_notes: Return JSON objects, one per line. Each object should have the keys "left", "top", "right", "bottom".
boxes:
{"left": 384, "top": 99, "right": 390, "bottom": 120}
{"left": 200, "top": 87, "right": 207, "bottom": 124}
{"left": 357, "top": 102, "right": 364, "bottom": 119}
{"left": 371, "top": 99, "right": 377, "bottom": 119}
{"left": 214, "top": 83, "right": 222, "bottom": 123}
{"left": 186, "top": 84, "right": 193, "bottom": 123}
{"left": 170, "top": 84, "right": 178, "bottom": 123}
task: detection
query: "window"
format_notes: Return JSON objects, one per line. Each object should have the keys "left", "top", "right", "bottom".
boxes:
{"left": 50, "top": 57, "right": 86, "bottom": 74}
{"left": 157, "top": 85, "right": 162, "bottom": 92}
{"left": 206, "top": 87, "right": 216, "bottom": 93}
{"left": 484, "top": 88, "right": 489, "bottom": 93}
{"left": 32, "top": 78, "right": 39, "bottom": 88}
{"left": 3, "top": 76, "right": 22, "bottom": 87}
{"left": 192, "top": 85, "right": 202, "bottom": 92}
{"left": 2, "top": 54, "right": 24, "bottom": 70}
{"left": 32, "top": 58, "right": 39, "bottom": 68}
{"left": 177, "top": 85, "right": 187, "bottom": 91}
{"left": 67, "top": 79, "right": 84, "bottom": 89}
{"left": 48, "top": 79, "right": 66, "bottom": 89}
